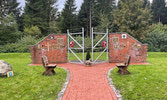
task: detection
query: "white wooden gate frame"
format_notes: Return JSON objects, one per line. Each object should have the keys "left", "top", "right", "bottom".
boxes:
{"left": 67, "top": 28, "right": 84, "bottom": 64}
{"left": 91, "top": 28, "right": 109, "bottom": 63}
{"left": 67, "top": 28, "right": 108, "bottom": 64}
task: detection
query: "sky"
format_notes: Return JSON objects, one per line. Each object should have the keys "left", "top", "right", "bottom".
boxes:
{"left": 17, "top": 0, "right": 83, "bottom": 11}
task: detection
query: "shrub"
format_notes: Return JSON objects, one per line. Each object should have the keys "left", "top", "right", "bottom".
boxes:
{"left": 146, "top": 23, "right": 167, "bottom": 52}
{"left": 160, "top": 45, "right": 167, "bottom": 52}
{"left": 86, "top": 51, "right": 91, "bottom": 60}
{"left": 24, "top": 26, "right": 42, "bottom": 38}
{"left": 0, "top": 36, "right": 41, "bottom": 53}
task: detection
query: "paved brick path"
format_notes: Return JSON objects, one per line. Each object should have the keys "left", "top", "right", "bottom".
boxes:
{"left": 58, "top": 63, "right": 118, "bottom": 100}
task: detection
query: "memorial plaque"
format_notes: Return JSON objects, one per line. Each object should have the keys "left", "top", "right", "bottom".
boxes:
{"left": 112, "top": 37, "right": 119, "bottom": 44}
{"left": 57, "top": 38, "right": 64, "bottom": 44}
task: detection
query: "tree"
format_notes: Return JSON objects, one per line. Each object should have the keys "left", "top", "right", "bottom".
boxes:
{"left": 0, "top": 0, "right": 21, "bottom": 30}
{"left": 58, "top": 0, "right": 78, "bottom": 33}
{"left": 95, "top": 12, "right": 110, "bottom": 31}
{"left": 24, "top": 26, "right": 42, "bottom": 38}
{"left": 117, "top": 0, "right": 125, "bottom": 9}
{"left": 0, "top": 14, "right": 21, "bottom": 45}
{"left": 151, "top": 0, "right": 167, "bottom": 24}
{"left": 143, "top": 0, "right": 150, "bottom": 8}
{"left": 94, "top": 0, "right": 116, "bottom": 15}
{"left": 78, "top": 0, "right": 116, "bottom": 37}
{"left": 17, "top": 13, "right": 24, "bottom": 32}
{"left": 0, "top": 6, "right": 2, "bottom": 21}
{"left": 78, "top": 0, "right": 96, "bottom": 37}
{"left": 112, "top": 0, "right": 152, "bottom": 40}
{"left": 24, "top": 0, "right": 58, "bottom": 35}
{"left": 48, "top": 0, "right": 59, "bottom": 33}
{"left": 0, "top": 0, "right": 20, "bottom": 18}
{"left": 94, "top": 0, "right": 116, "bottom": 31}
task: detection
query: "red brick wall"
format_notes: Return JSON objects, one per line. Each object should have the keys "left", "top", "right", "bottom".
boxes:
{"left": 30, "top": 33, "right": 147, "bottom": 64}
{"left": 30, "top": 34, "right": 67, "bottom": 64}
{"left": 109, "top": 33, "right": 147, "bottom": 63}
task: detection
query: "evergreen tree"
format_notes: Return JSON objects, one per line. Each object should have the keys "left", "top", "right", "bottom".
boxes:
{"left": 24, "top": 0, "right": 58, "bottom": 35}
{"left": 117, "top": 0, "right": 125, "bottom": 9}
{"left": 0, "top": 0, "right": 21, "bottom": 45}
{"left": 0, "top": 0, "right": 21, "bottom": 29}
{"left": 94, "top": 0, "right": 116, "bottom": 15}
{"left": 112, "top": 0, "right": 152, "bottom": 40}
{"left": 58, "top": 0, "right": 77, "bottom": 33}
{"left": 47, "top": 0, "right": 59, "bottom": 33}
{"left": 0, "top": 14, "right": 21, "bottom": 45}
{"left": 17, "top": 13, "right": 24, "bottom": 32}
{"left": 143, "top": 0, "right": 150, "bottom": 8}
{"left": 78, "top": 0, "right": 96, "bottom": 37}
{"left": 151, "top": 0, "right": 167, "bottom": 24}
{"left": 95, "top": 12, "right": 110, "bottom": 32}
{"left": 78, "top": 0, "right": 115, "bottom": 37}
{"left": 0, "top": 6, "right": 2, "bottom": 21}
{"left": 94, "top": 0, "right": 116, "bottom": 31}
{"left": 0, "top": 0, "right": 20, "bottom": 18}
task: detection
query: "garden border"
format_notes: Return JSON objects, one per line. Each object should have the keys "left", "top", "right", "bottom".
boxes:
{"left": 107, "top": 68, "right": 122, "bottom": 100}
{"left": 56, "top": 67, "right": 70, "bottom": 100}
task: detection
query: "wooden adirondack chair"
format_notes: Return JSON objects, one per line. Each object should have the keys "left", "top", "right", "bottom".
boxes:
{"left": 116, "top": 55, "right": 131, "bottom": 75}
{"left": 41, "top": 56, "right": 57, "bottom": 75}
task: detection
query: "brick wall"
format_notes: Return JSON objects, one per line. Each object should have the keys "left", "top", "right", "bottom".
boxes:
{"left": 109, "top": 33, "right": 147, "bottom": 63}
{"left": 30, "top": 34, "right": 67, "bottom": 64}
{"left": 30, "top": 33, "right": 147, "bottom": 64}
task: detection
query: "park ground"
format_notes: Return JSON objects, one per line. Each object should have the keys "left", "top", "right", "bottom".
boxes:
{"left": 0, "top": 52, "right": 167, "bottom": 99}
{"left": 0, "top": 53, "right": 67, "bottom": 100}
{"left": 111, "top": 52, "right": 167, "bottom": 99}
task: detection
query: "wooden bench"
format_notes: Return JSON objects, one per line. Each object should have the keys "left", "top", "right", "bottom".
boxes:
{"left": 41, "top": 56, "right": 57, "bottom": 75}
{"left": 116, "top": 55, "right": 131, "bottom": 75}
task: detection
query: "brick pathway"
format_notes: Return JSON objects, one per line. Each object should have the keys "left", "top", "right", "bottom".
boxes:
{"left": 58, "top": 63, "right": 118, "bottom": 100}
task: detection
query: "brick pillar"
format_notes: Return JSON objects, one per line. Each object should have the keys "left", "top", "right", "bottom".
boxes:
{"left": 143, "top": 44, "right": 148, "bottom": 63}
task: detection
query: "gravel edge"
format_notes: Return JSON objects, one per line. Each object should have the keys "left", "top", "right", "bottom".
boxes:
{"left": 107, "top": 68, "right": 122, "bottom": 100}
{"left": 56, "top": 67, "right": 70, "bottom": 100}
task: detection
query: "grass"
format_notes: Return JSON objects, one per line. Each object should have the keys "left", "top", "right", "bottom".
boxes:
{"left": 69, "top": 52, "right": 108, "bottom": 61}
{"left": 0, "top": 53, "right": 67, "bottom": 100}
{"left": 110, "top": 52, "right": 167, "bottom": 100}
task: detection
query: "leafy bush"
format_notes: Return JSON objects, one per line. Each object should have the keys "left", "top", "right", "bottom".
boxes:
{"left": 0, "top": 36, "right": 40, "bottom": 53}
{"left": 24, "top": 26, "right": 42, "bottom": 38}
{"left": 160, "top": 45, "right": 167, "bottom": 52}
{"left": 146, "top": 23, "right": 167, "bottom": 52}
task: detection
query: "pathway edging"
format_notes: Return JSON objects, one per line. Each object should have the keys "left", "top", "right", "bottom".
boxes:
{"left": 107, "top": 68, "right": 122, "bottom": 100}
{"left": 56, "top": 67, "right": 70, "bottom": 100}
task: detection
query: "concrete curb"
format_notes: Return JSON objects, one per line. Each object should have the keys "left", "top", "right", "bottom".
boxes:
{"left": 56, "top": 67, "right": 70, "bottom": 100}
{"left": 107, "top": 68, "right": 122, "bottom": 100}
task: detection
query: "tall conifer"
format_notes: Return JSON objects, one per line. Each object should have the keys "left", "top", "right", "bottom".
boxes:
{"left": 59, "top": 0, "right": 77, "bottom": 33}
{"left": 24, "top": 0, "right": 58, "bottom": 35}
{"left": 0, "top": 0, "right": 20, "bottom": 18}
{"left": 112, "top": 0, "right": 152, "bottom": 40}
{"left": 151, "top": 0, "right": 167, "bottom": 24}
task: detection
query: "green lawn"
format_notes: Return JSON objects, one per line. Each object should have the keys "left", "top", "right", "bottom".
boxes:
{"left": 69, "top": 52, "right": 108, "bottom": 61}
{"left": 111, "top": 52, "right": 167, "bottom": 100}
{"left": 0, "top": 53, "right": 67, "bottom": 100}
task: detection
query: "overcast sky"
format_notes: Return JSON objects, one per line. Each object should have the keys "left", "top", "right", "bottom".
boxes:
{"left": 17, "top": 0, "right": 153, "bottom": 12}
